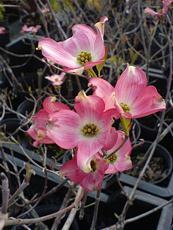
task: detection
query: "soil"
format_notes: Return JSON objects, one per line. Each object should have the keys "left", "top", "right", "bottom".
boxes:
{"left": 127, "top": 152, "right": 168, "bottom": 183}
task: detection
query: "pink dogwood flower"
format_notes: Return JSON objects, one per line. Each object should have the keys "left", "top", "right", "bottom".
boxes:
{"left": 0, "top": 27, "right": 6, "bottom": 34}
{"left": 144, "top": 7, "right": 162, "bottom": 17}
{"left": 144, "top": 0, "right": 173, "bottom": 17}
{"left": 45, "top": 72, "right": 66, "bottom": 86}
{"left": 89, "top": 65, "right": 166, "bottom": 119}
{"left": 162, "top": 0, "right": 173, "bottom": 14}
{"left": 27, "top": 96, "right": 69, "bottom": 147}
{"left": 38, "top": 17, "right": 108, "bottom": 73}
{"left": 47, "top": 92, "right": 117, "bottom": 172}
{"left": 21, "top": 24, "right": 41, "bottom": 34}
{"left": 27, "top": 109, "right": 53, "bottom": 147}
{"left": 61, "top": 154, "right": 108, "bottom": 191}
{"left": 104, "top": 131, "right": 132, "bottom": 174}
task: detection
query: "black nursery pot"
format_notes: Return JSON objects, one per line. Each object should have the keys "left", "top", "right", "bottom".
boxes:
{"left": 20, "top": 13, "right": 40, "bottom": 26}
{"left": 4, "top": 4, "right": 20, "bottom": 23}
{"left": 159, "top": 107, "right": 173, "bottom": 154}
{"left": 127, "top": 141, "right": 173, "bottom": 185}
{"left": 17, "top": 99, "right": 35, "bottom": 120}
{"left": 138, "top": 114, "right": 160, "bottom": 141}
{"left": 78, "top": 186, "right": 173, "bottom": 230}
{"left": 118, "top": 142, "right": 173, "bottom": 198}
{"left": 0, "top": 71, "right": 9, "bottom": 88}
{"left": 0, "top": 29, "right": 10, "bottom": 47}
{"left": 0, "top": 118, "right": 21, "bottom": 135}
{"left": 18, "top": 72, "right": 49, "bottom": 92}
{"left": 6, "top": 35, "right": 44, "bottom": 75}
{"left": 5, "top": 91, "right": 30, "bottom": 111}
{"left": 0, "top": 117, "right": 30, "bottom": 148}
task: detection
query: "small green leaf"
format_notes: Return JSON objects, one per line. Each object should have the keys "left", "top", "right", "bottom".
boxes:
{"left": 120, "top": 118, "right": 132, "bottom": 136}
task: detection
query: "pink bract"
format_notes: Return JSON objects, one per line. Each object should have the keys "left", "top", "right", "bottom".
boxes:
{"left": 61, "top": 154, "right": 108, "bottom": 191}
{"left": 47, "top": 92, "right": 117, "bottom": 172}
{"left": 27, "top": 96, "right": 69, "bottom": 147}
{"left": 104, "top": 130, "right": 132, "bottom": 174}
{"left": 95, "top": 16, "right": 108, "bottom": 40}
{"left": 43, "top": 96, "right": 69, "bottom": 113}
{"left": 89, "top": 65, "right": 166, "bottom": 119}
{"left": 38, "top": 17, "right": 108, "bottom": 74}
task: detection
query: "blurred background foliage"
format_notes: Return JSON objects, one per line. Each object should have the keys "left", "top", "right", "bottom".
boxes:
{"left": 0, "top": 0, "right": 5, "bottom": 21}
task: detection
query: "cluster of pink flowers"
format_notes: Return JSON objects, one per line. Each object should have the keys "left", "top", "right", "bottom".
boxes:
{"left": 144, "top": 0, "right": 173, "bottom": 17}
{"left": 27, "top": 17, "right": 166, "bottom": 191}
{"left": 21, "top": 24, "right": 41, "bottom": 34}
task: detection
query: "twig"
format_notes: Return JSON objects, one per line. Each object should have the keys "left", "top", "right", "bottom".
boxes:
{"left": 4, "top": 186, "right": 84, "bottom": 226}
{"left": 46, "top": 0, "right": 67, "bottom": 39}
{"left": 51, "top": 187, "right": 72, "bottom": 230}
{"left": 61, "top": 187, "right": 84, "bottom": 230}
{"left": 125, "top": 198, "right": 173, "bottom": 224}
{"left": 8, "top": 180, "right": 29, "bottom": 206}
{"left": 90, "top": 190, "right": 101, "bottom": 230}
{"left": 0, "top": 173, "right": 9, "bottom": 214}
{"left": 0, "top": 4, "right": 20, "bottom": 8}
{"left": 79, "top": 192, "right": 87, "bottom": 220}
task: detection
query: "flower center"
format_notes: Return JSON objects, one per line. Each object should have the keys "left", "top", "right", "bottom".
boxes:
{"left": 55, "top": 77, "right": 59, "bottom": 82}
{"left": 120, "top": 103, "right": 130, "bottom": 112}
{"left": 77, "top": 51, "right": 92, "bottom": 65}
{"left": 81, "top": 123, "right": 99, "bottom": 137}
{"left": 90, "top": 160, "right": 97, "bottom": 172}
{"left": 37, "top": 130, "right": 46, "bottom": 140}
{"left": 107, "top": 153, "right": 118, "bottom": 163}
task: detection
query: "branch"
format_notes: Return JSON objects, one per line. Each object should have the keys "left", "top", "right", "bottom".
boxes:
{"left": 0, "top": 173, "right": 9, "bottom": 214}
{"left": 5, "top": 186, "right": 84, "bottom": 227}
{"left": 61, "top": 187, "right": 84, "bottom": 230}
{"left": 90, "top": 190, "right": 101, "bottom": 230}
{"left": 125, "top": 198, "right": 173, "bottom": 224}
